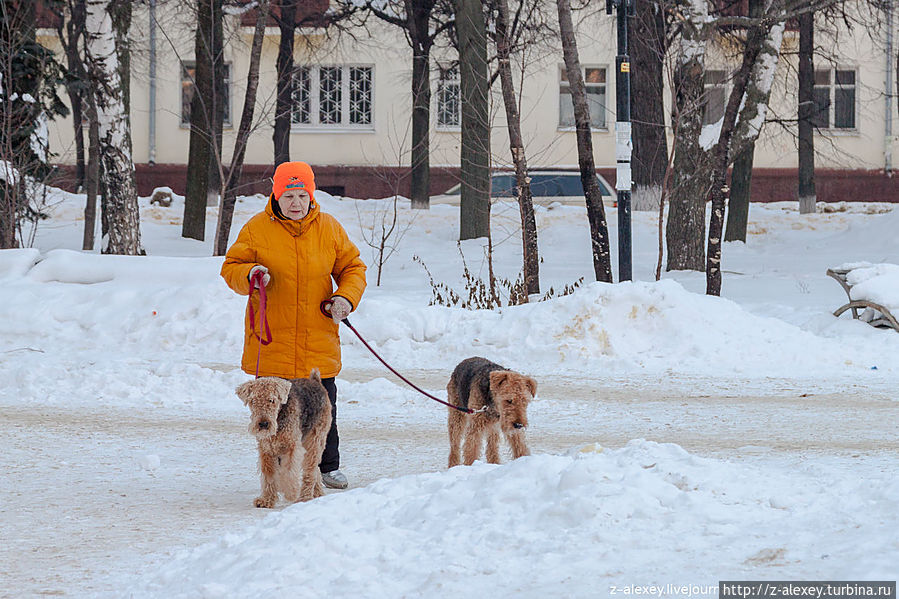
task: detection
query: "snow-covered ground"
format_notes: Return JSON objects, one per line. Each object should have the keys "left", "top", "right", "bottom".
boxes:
{"left": 1, "top": 188, "right": 897, "bottom": 598}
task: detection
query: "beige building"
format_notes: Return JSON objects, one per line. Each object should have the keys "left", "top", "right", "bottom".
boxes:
{"left": 39, "top": 1, "right": 899, "bottom": 201}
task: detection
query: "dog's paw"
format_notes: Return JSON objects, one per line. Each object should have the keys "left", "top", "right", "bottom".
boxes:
{"left": 313, "top": 483, "right": 325, "bottom": 498}
{"left": 254, "top": 496, "right": 275, "bottom": 508}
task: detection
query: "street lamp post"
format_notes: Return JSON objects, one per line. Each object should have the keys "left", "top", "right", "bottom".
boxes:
{"left": 607, "top": 0, "right": 634, "bottom": 282}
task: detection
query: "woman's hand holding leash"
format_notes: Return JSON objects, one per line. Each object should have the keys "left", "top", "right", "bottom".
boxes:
{"left": 248, "top": 265, "right": 271, "bottom": 287}
{"left": 328, "top": 296, "right": 351, "bottom": 323}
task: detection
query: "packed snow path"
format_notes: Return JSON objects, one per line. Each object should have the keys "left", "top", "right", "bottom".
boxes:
{"left": 2, "top": 368, "right": 897, "bottom": 597}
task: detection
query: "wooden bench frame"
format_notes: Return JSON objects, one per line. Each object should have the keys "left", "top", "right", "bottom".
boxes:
{"left": 826, "top": 267, "right": 899, "bottom": 332}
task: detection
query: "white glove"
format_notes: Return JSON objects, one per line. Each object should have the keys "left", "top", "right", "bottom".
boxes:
{"left": 329, "top": 296, "right": 351, "bottom": 323}
{"left": 248, "top": 265, "right": 271, "bottom": 288}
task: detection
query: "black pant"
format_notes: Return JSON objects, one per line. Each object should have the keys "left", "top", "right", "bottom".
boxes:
{"left": 319, "top": 377, "right": 339, "bottom": 473}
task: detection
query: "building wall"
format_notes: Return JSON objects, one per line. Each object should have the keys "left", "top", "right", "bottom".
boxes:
{"left": 39, "top": 3, "right": 899, "bottom": 201}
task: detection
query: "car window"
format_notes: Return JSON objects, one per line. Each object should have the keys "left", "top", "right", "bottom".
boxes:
{"left": 444, "top": 173, "right": 611, "bottom": 197}
{"left": 529, "top": 175, "right": 564, "bottom": 196}
{"left": 491, "top": 174, "right": 516, "bottom": 197}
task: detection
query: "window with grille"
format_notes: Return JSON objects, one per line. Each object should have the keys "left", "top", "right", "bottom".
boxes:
{"left": 702, "top": 70, "right": 728, "bottom": 126}
{"left": 437, "top": 65, "right": 460, "bottom": 128}
{"left": 181, "top": 62, "right": 232, "bottom": 126}
{"left": 811, "top": 68, "right": 856, "bottom": 130}
{"left": 559, "top": 66, "right": 606, "bottom": 129}
{"left": 291, "top": 65, "right": 374, "bottom": 128}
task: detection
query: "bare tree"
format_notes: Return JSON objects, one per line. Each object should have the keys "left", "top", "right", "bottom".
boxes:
{"left": 83, "top": 0, "right": 142, "bottom": 254}
{"left": 456, "top": 0, "right": 491, "bottom": 240}
{"left": 273, "top": 0, "right": 298, "bottom": 166}
{"left": 706, "top": 4, "right": 786, "bottom": 295}
{"left": 665, "top": 0, "right": 711, "bottom": 272}
{"left": 365, "top": 0, "right": 454, "bottom": 210}
{"left": 0, "top": 0, "right": 68, "bottom": 248}
{"left": 556, "top": 0, "right": 613, "bottom": 282}
{"left": 182, "top": 0, "right": 224, "bottom": 241}
{"left": 630, "top": 0, "right": 670, "bottom": 212}
{"left": 797, "top": 9, "right": 816, "bottom": 214}
{"left": 494, "top": 0, "right": 539, "bottom": 296}
{"left": 214, "top": 0, "right": 270, "bottom": 256}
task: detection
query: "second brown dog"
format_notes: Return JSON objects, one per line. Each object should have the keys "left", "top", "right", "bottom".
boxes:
{"left": 446, "top": 356, "right": 536, "bottom": 467}
{"left": 235, "top": 370, "right": 331, "bottom": 508}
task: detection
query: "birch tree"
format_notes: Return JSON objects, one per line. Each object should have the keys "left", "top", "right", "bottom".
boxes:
{"left": 705, "top": 7, "right": 786, "bottom": 295}
{"left": 83, "top": 0, "right": 142, "bottom": 255}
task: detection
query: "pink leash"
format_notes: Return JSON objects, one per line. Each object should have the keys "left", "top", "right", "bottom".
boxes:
{"left": 248, "top": 271, "right": 272, "bottom": 378}
{"left": 320, "top": 300, "right": 477, "bottom": 414}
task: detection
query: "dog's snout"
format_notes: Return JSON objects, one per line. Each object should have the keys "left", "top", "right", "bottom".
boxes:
{"left": 513, "top": 422, "right": 525, "bottom": 429}
{"left": 258, "top": 420, "right": 270, "bottom": 430}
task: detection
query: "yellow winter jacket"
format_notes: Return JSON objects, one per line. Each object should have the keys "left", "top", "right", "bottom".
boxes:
{"left": 221, "top": 198, "right": 367, "bottom": 379}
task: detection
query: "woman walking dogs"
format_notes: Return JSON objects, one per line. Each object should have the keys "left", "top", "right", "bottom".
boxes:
{"left": 221, "top": 161, "right": 367, "bottom": 490}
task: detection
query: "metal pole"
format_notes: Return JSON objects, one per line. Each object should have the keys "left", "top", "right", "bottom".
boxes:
{"left": 612, "top": 0, "right": 633, "bottom": 281}
{"left": 149, "top": 0, "right": 157, "bottom": 165}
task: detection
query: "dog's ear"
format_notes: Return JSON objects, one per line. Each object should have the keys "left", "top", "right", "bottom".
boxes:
{"left": 309, "top": 368, "right": 321, "bottom": 383}
{"left": 489, "top": 370, "right": 510, "bottom": 388}
{"left": 235, "top": 380, "right": 254, "bottom": 405}
{"left": 525, "top": 376, "right": 537, "bottom": 398}
{"left": 274, "top": 378, "right": 292, "bottom": 405}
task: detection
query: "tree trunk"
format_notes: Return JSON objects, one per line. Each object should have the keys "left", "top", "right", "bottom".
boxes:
{"left": 557, "top": 0, "right": 612, "bottom": 282}
{"left": 214, "top": 0, "right": 269, "bottom": 256}
{"left": 408, "top": 0, "right": 432, "bottom": 210}
{"left": 84, "top": 0, "right": 142, "bottom": 255}
{"left": 724, "top": 143, "right": 753, "bottom": 241}
{"left": 83, "top": 87, "right": 100, "bottom": 250}
{"left": 274, "top": 0, "right": 298, "bottom": 166}
{"left": 630, "top": 0, "right": 667, "bottom": 212}
{"left": 666, "top": 3, "right": 709, "bottom": 272}
{"left": 725, "top": 0, "right": 763, "bottom": 242}
{"left": 456, "top": 0, "right": 490, "bottom": 240}
{"left": 798, "top": 10, "right": 816, "bottom": 215}
{"left": 496, "top": 0, "right": 539, "bottom": 297}
{"left": 706, "top": 17, "right": 784, "bottom": 296}
{"left": 183, "top": 0, "right": 224, "bottom": 241}
{"left": 57, "top": 0, "right": 87, "bottom": 191}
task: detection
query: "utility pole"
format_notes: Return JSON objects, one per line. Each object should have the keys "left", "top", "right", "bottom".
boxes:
{"left": 608, "top": 0, "right": 634, "bottom": 281}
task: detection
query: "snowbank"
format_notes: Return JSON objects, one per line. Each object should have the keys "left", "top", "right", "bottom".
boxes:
{"left": 137, "top": 440, "right": 899, "bottom": 598}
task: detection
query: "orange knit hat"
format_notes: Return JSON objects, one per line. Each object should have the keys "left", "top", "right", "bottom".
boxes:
{"left": 272, "top": 161, "right": 316, "bottom": 202}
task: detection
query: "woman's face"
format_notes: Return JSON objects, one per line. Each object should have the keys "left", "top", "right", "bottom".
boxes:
{"left": 279, "top": 188, "right": 311, "bottom": 220}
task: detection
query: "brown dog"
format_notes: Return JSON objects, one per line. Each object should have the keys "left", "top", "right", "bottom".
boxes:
{"left": 446, "top": 357, "right": 536, "bottom": 467}
{"left": 235, "top": 370, "right": 331, "bottom": 507}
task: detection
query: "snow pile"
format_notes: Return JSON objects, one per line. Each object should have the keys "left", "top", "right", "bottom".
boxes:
{"left": 138, "top": 440, "right": 899, "bottom": 598}
{"left": 843, "top": 263, "right": 899, "bottom": 311}
{"left": 350, "top": 278, "right": 897, "bottom": 377}
{"left": 2, "top": 249, "right": 897, "bottom": 387}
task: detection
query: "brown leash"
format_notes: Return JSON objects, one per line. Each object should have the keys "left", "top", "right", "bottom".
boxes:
{"left": 320, "top": 300, "right": 479, "bottom": 414}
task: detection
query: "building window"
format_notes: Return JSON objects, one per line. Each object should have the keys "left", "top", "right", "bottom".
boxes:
{"left": 702, "top": 69, "right": 728, "bottom": 126}
{"left": 812, "top": 68, "right": 856, "bottom": 129}
{"left": 181, "top": 62, "right": 231, "bottom": 126}
{"left": 559, "top": 66, "right": 606, "bottom": 129}
{"left": 291, "top": 65, "right": 374, "bottom": 128}
{"left": 437, "top": 65, "right": 460, "bottom": 128}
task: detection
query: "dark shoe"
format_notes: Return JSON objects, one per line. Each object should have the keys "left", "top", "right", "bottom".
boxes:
{"left": 321, "top": 469, "right": 348, "bottom": 489}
